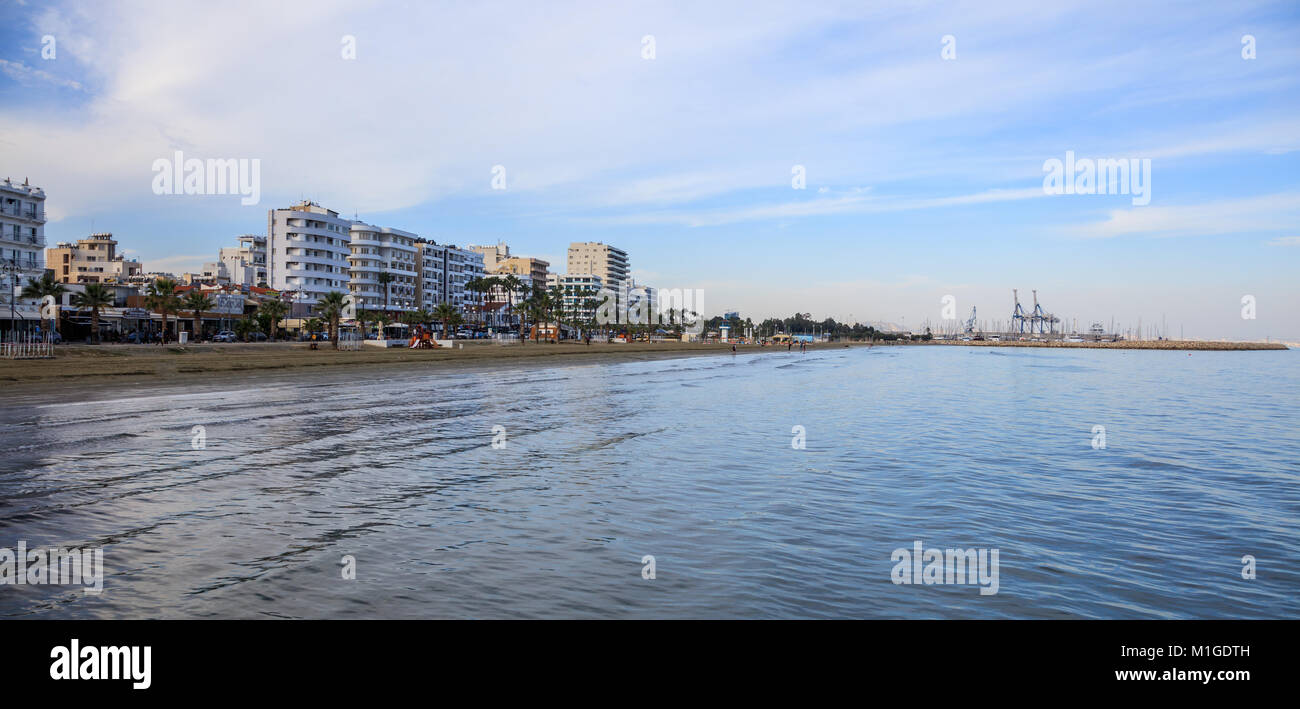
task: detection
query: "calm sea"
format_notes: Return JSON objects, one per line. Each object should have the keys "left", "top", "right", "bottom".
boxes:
{"left": 1, "top": 345, "right": 1297, "bottom": 618}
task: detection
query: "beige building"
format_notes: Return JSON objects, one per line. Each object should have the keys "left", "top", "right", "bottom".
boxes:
{"left": 45, "top": 232, "right": 142, "bottom": 284}
{"left": 566, "top": 242, "right": 629, "bottom": 289}
{"left": 468, "top": 242, "right": 510, "bottom": 272}
{"left": 494, "top": 256, "right": 549, "bottom": 294}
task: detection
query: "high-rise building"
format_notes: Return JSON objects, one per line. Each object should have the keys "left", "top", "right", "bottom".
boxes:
{"left": 348, "top": 222, "right": 419, "bottom": 313}
{"left": 415, "top": 240, "right": 485, "bottom": 313}
{"left": 45, "top": 232, "right": 143, "bottom": 285}
{"left": 0, "top": 177, "right": 45, "bottom": 329}
{"left": 267, "top": 201, "right": 352, "bottom": 309}
{"left": 566, "top": 242, "right": 629, "bottom": 290}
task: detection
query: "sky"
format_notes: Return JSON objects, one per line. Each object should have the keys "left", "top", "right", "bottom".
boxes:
{"left": 1, "top": 0, "right": 1298, "bottom": 339}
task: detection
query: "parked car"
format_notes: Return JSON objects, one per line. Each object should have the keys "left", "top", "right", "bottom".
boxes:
{"left": 213, "top": 331, "right": 237, "bottom": 342}
{"left": 247, "top": 331, "right": 268, "bottom": 342}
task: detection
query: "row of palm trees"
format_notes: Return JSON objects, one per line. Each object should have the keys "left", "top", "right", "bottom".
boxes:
{"left": 20, "top": 271, "right": 693, "bottom": 347}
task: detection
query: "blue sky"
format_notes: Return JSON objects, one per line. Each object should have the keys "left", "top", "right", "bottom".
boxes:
{"left": 2, "top": 0, "right": 1298, "bottom": 338}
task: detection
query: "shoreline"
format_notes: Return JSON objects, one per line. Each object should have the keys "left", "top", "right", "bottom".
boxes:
{"left": 0, "top": 337, "right": 1287, "bottom": 388}
{"left": 915, "top": 339, "right": 1288, "bottom": 351}
{"left": 0, "top": 341, "right": 849, "bottom": 389}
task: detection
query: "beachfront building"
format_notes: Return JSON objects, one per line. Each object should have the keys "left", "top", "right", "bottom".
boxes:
{"left": 567, "top": 242, "right": 629, "bottom": 290}
{"left": 348, "top": 222, "right": 419, "bottom": 314}
{"left": 218, "top": 234, "right": 267, "bottom": 288}
{"left": 546, "top": 273, "right": 604, "bottom": 324}
{"left": 0, "top": 177, "right": 46, "bottom": 331}
{"left": 415, "top": 240, "right": 486, "bottom": 314}
{"left": 267, "top": 201, "right": 352, "bottom": 315}
{"left": 44, "top": 233, "right": 143, "bottom": 286}
{"left": 493, "top": 255, "right": 550, "bottom": 298}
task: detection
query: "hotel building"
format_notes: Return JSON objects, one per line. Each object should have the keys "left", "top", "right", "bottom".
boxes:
{"left": 267, "top": 201, "right": 352, "bottom": 311}
{"left": 348, "top": 222, "right": 419, "bottom": 313}
{"left": 567, "top": 242, "right": 629, "bottom": 290}
{"left": 415, "top": 240, "right": 486, "bottom": 312}
{"left": 545, "top": 272, "right": 604, "bottom": 323}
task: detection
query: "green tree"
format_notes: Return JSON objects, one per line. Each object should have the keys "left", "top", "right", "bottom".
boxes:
{"left": 181, "top": 291, "right": 214, "bottom": 342}
{"left": 234, "top": 317, "right": 257, "bottom": 342}
{"left": 376, "top": 272, "right": 393, "bottom": 313}
{"left": 432, "top": 302, "right": 459, "bottom": 339}
{"left": 71, "top": 283, "right": 114, "bottom": 344}
{"left": 145, "top": 278, "right": 181, "bottom": 344}
{"left": 317, "top": 291, "right": 349, "bottom": 349}
{"left": 20, "top": 271, "right": 68, "bottom": 335}
{"left": 257, "top": 298, "right": 288, "bottom": 341}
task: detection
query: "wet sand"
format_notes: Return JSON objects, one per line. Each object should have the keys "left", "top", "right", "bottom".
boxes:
{"left": 0, "top": 340, "right": 837, "bottom": 390}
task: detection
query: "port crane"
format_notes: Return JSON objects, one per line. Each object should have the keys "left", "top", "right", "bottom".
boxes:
{"left": 964, "top": 306, "right": 978, "bottom": 334}
{"left": 1011, "top": 289, "right": 1060, "bottom": 335}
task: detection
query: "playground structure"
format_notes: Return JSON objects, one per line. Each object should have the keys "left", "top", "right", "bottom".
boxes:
{"left": 407, "top": 325, "right": 440, "bottom": 349}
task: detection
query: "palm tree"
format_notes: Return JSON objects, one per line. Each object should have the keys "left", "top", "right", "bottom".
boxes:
{"left": 501, "top": 274, "right": 523, "bottom": 332}
{"left": 355, "top": 309, "right": 372, "bottom": 340}
{"left": 376, "top": 272, "right": 393, "bottom": 314}
{"left": 432, "top": 302, "right": 458, "bottom": 339}
{"left": 20, "top": 272, "right": 67, "bottom": 336}
{"left": 71, "top": 283, "right": 114, "bottom": 343}
{"left": 257, "top": 298, "right": 288, "bottom": 341}
{"left": 234, "top": 317, "right": 257, "bottom": 342}
{"left": 317, "top": 291, "right": 349, "bottom": 349}
{"left": 465, "top": 277, "right": 486, "bottom": 327}
{"left": 181, "top": 291, "right": 214, "bottom": 343}
{"left": 145, "top": 278, "right": 181, "bottom": 344}
{"left": 547, "top": 285, "right": 565, "bottom": 341}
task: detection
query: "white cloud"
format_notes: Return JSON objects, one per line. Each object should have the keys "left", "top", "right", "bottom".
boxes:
{"left": 1069, "top": 193, "right": 1300, "bottom": 239}
{"left": 0, "top": 59, "right": 82, "bottom": 90}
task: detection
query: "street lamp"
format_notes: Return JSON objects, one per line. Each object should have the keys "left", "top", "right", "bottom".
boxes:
{"left": 0, "top": 256, "right": 23, "bottom": 337}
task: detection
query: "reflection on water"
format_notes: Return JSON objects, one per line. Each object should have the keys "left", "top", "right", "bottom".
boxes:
{"left": 1, "top": 346, "right": 1297, "bottom": 618}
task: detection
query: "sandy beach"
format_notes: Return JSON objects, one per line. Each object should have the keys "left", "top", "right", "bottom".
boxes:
{"left": 0, "top": 340, "right": 815, "bottom": 388}
{"left": 0, "top": 337, "right": 1285, "bottom": 390}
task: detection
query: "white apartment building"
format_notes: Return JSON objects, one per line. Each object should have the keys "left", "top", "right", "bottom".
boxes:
{"left": 546, "top": 273, "right": 604, "bottom": 323}
{"left": 567, "top": 242, "right": 629, "bottom": 290}
{"left": 219, "top": 234, "right": 267, "bottom": 288}
{"left": 1, "top": 177, "right": 46, "bottom": 329}
{"left": 349, "top": 222, "right": 419, "bottom": 313}
{"left": 267, "top": 201, "right": 352, "bottom": 313}
{"left": 415, "top": 240, "right": 485, "bottom": 313}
